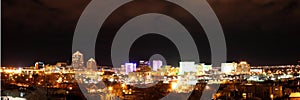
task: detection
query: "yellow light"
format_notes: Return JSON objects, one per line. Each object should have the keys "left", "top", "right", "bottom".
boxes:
{"left": 270, "top": 94, "right": 274, "bottom": 99}
{"left": 108, "top": 86, "right": 113, "bottom": 91}
{"left": 57, "top": 77, "right": 62, "bottom": 83}
{"left": 171, "top": 82, "right": 178, "bottom": 90}
{"left": 242, "top": 93, "right": 247, "bottom": 99}
{"left": 289, "top": 92, "right": 300, "bottom": 98}
{"left": 121, "top": 83, "right": 126, "bottom": 88}
{"left": 215, "top": 93, "right": 221, "bottom": 98}
{"left": 69, "top": 87, "right": 73, "bottom": 90}
{"left": 240, "top": 61, "right": 247, "bottom": 64}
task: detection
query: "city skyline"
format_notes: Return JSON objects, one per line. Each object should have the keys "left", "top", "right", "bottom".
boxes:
{"left": 1, "top": 50, "right": 299, "bottom": 68}
{"left": 2, "top": 1, "right": 300, "bottom": 100}
{"left": 1, "top": 53, "right": 300, "bottom": 100}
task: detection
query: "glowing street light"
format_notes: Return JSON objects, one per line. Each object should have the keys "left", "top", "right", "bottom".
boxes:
{"left": 270, "top": 94, "right": 274, "bottom": 100}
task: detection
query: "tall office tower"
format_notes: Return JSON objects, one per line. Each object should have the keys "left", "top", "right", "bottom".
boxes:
{"left": 152, "top": 60, "right": 163, "bottom": 71}
{"left": 179, "top": 61, "right": 196, "bottom": 75}
{"left": 35, "top": 62, "right": 45, "bottom": 69}
{"left": 236, "top": 61, "right": 250, "bottom": 73}
{"left": 87, "top": 58, "right": 97, "bottom": 70}
{"left": 72, "top": 51, "right": 84, "bottom": 69}
{"left": 125, "top": 63, "right": 137, "bottom": 74}
{"left": 221, "top": 62, "right": 237, "bottom": 74}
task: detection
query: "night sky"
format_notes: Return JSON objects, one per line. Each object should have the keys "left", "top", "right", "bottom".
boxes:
{"left": 2, "top": 0, "right": 300, "bottom": 67}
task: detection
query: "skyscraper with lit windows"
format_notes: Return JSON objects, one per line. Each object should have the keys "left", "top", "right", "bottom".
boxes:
{"left": 125, "top": 63, "right": 137, "bottom": 74}
{"left": 87, "top": 58, "right": 97, "bottom": 70}
{"left": 152, "top": 60, "right": 162, "bottom": 71}
{"left": 179, "top": 61, "right": 196, "bottom": 75}
{"left": 236, "top": 61, "right": 250, "bottom": 73}
{"left": 35, "top": 62, "right": 45, "bottom": 69}
{"left": 72, "top": 51, "right": 84, "bottom": 69}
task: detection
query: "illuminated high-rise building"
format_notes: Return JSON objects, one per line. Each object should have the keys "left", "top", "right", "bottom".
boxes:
{"left": 179, "top": 61, "right": 196, "bottom": 75}
{"left": 35, "top": 62, "right": 45, "bottom": 69}
{"left": 151, "top": 60, "right": 163, "bottom": 71}
{"left": 87, "top": 58, "right": 97, "bottom": 70}
{"left": 125, "top": 63, "right": 137, "bottom": 74}
{"left": 236, "top": 61, "right": 250, "bottom": 73}
{"left": 221, "top": 62, "right": 237, "bottom": 74}
{"left": 72, "top": 51, "right": 84, "bottom": 69}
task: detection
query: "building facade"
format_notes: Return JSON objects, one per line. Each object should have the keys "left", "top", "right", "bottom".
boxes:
{"left": 236, "top": 61, "right": 250, "bottom": 73}
{"left": 87, "top": 58, "right": 97, "bottom": 70}
{"left": 72, "top": 51, "right": 84, "bottom": 69}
